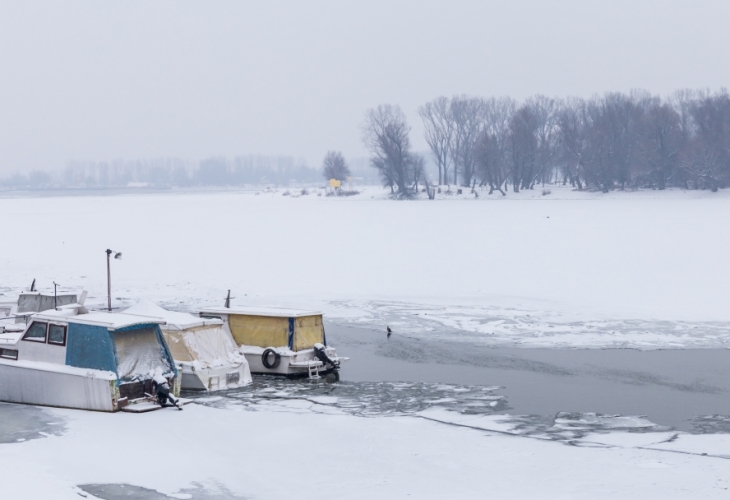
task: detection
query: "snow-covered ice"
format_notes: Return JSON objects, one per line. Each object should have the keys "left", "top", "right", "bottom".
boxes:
{"left": 2, "top": 397, "right": 730, "bottom": 499}
{"left": 2, "top": 185, "right": 730, "bottom": 349}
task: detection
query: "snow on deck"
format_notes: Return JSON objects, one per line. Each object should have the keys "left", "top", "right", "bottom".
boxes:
{"left": 199, "top": 306, "right": 322, "bottom": 318}
{"left": 33, "top": 310, "right": 165, "bottom": 330}
{"left": 124, "top": 300, "right": 222, "bottom": 329}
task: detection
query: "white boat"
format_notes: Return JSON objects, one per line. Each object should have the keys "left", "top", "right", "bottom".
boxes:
{"left": 1, "top": 290, "right": 80, "bottom": 324}
{"left": 198, "top": 306, "right": 347, "bottom": 379}
{"left": 0, "top": 303, "right": 180, "bottom": 412}
{"left": 124, "top": 300, "right": 252, "bottom": 391}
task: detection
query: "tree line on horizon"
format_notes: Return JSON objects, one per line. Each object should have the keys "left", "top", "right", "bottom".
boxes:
{"left": 0, "top": 155, "right": 321, "bottom": 189}
{"left": 2, "top": 154, "right": 383, "bottom": 190}
{"left": 360, "top": 88, "right": 730, "bottom": 198}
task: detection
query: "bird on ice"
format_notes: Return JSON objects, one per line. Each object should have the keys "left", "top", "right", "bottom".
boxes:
{"left": 387, "top": 326, "right": 392, "bottom": 339}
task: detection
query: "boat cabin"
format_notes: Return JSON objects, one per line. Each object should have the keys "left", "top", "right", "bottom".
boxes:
{"left": 0, "top": 304, "right": 178, "bottom": 411}
{"left": 124, "top": 300, "right": 252, "bottom": 391}
{"left": 1, "top": 291, "right": 80, "bottom": 324}
{"left": 198, "top": 306, "right": 346, "bottom": 379}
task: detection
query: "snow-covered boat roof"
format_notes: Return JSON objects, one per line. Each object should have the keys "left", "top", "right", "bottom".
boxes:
{"left": 33, "top": 307, "right": 165, "bottom": 331}
{"left": 124, "top": 300, "right": 222, "bottom": 330}
{"left": 17, "top": 291, "right": 77, "bottom": 297}
{"left": 199, "top": 306, "right": 323, "bottom": 318}
{"left": 0, "top": 331, "right": 23, "bottom": 345}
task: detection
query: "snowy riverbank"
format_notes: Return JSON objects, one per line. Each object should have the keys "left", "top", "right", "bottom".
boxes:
{"left": 2, "top": 396, "right": 730, "bottom": 499}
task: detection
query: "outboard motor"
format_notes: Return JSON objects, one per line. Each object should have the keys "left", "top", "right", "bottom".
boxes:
{"left": 313, "top": 343, "right": 339, "bottom": 370}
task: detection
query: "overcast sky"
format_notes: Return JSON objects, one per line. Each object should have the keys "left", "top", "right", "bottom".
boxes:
{"left": 0, "top": 0, "right": 728, "bottom": 174}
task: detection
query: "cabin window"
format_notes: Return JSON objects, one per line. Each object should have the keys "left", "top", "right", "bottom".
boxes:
{"left": 48, "top": 324, "right": 67, "bottom": 346}
{"left": 22, "top": 322, "right": 48, "bottom": 342}
{"left": 0, "top": 348, "right": 18, "bottom": 360}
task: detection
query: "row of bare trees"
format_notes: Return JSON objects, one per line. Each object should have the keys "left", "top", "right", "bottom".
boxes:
{"left": 364, "top": 89, "right": 730, "bottom": 197}
{"left": 1, "top": 155, "right": 319, "bottom": 189}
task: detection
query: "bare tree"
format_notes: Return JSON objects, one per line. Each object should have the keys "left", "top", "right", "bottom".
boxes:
{"left": 475, "top": 130, "right": 507, "bottom": 195}
{"left": 670, "top": 89, "right": 698, "bottom": 142}
{"left": 581, "top": 97, "right": 617, "bottom": 192}
{"left": 419, "top": 96, "right": 452, "bottom": 185}
{"left": 410, "top": 153, "right": 427, "bottom": 192}
{"left": 556, "top": 97, "right": 586, "bottom": 189}
{"left": 607, "top": 91, "right": 644, "bottom": 190}
{"left": 449, "top": 96, "right": 486, "bottom": 186}
{"left": 669, "top": 89, "right": 698, "bottom": 188}
{"left": 508, "top": 104, "right": 539, "bottom": 192}
{"left": 525, "top": 95, "right": 560, "bottom": 187}
{"left": 682, "top": 90, "right": 730, "bottom": 191}
{"left": 361, "top": 104, "right": 415, "bottom": 197}
{"left": 476, "top": 97, "right": 515, "bottom": 193}
{"left": 322, "top": 151, "right": 351, "bottom": 182}
{"left": 636, "top": 101, "right": 681, "bottom": 189}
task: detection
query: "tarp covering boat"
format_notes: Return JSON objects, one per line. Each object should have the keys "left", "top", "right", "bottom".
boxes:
{"left": 125, "top": 301, "right": 251, "bottom": 390}
{"left": 112, "top": 325, "right": 174, "bottom": 382}
{"left": 228, "top": 314, "right": 290, "bottom": 348}
{"left": 201, "top": 307, "right": 325, "bottom": 351}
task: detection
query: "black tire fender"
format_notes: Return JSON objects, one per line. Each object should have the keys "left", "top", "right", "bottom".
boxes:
{"left": 261, "top": 348, "right": 281, "bottom": 369}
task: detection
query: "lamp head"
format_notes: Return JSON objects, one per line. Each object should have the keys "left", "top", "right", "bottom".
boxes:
{"left": 114, "top": 252, "right": 122, "bottom": 260}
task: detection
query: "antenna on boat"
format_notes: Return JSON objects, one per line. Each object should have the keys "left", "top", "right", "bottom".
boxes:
{"left": 30, "top": 278, "right": 36, "bottom": 292}
{"left": 53, "top": 281, "right": 59, "bottom": 309}
{"left": 224, "top": 290, "right": 233, "bottom": 308}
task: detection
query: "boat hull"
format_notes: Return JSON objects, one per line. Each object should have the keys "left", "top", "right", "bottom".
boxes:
{"left": 180, "top": 362, "right": 252, "bottom": 391}
{"left": 242, "top": 347, "right": 343, "bottom": 377}
{"left": 0, "top": 360, "right": 117, "bottom": 412}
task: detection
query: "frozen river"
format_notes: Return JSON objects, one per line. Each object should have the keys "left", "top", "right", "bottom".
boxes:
{"left": 333, "top": 324, "right": 730, "bottom": 432}
{"left": 180, "top": 323, "right": 730, "bottom": 434}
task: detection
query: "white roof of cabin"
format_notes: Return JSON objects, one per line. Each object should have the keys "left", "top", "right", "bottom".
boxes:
{"left": 0, "top": 331, "right": 23, "bottom": 345}
{"left": 33, "top": 308, "right": 165, "bottom": 330}
{"left": 124, "top": 300, "right": 222, "bottom": 330}
{"left": 18, "top": 291, "right": 77, "bottom": 297}
{"left": 199, "top": 306, "right": 323, "bottom": 318}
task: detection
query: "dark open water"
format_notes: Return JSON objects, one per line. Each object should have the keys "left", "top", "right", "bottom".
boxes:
{"left": 328, "top": 323, "right": 730, "bottom": 432}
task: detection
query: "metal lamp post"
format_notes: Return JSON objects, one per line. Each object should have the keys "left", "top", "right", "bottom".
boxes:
{"left": 105, "top": 249, "right": 122, "bottom": 312}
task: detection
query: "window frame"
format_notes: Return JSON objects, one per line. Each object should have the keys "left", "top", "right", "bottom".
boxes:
{"left": 22, "top": 321, "right": 48, "bottom": 343}
{"left": 47, "top": 323, "right": 67, "bottom": 347}
{"left": 0, "top": 348, "right": 18, "bottom": 360}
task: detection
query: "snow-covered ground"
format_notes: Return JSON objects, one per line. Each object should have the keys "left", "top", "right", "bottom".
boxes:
{"left": 2, "top": 396, "right": 730, "bottom": 499}
{"left": 2, "top": 185, "right": 729, "bottom": 348}
{"left": 2, "top": 186, "right": 730, "bottom": 498}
